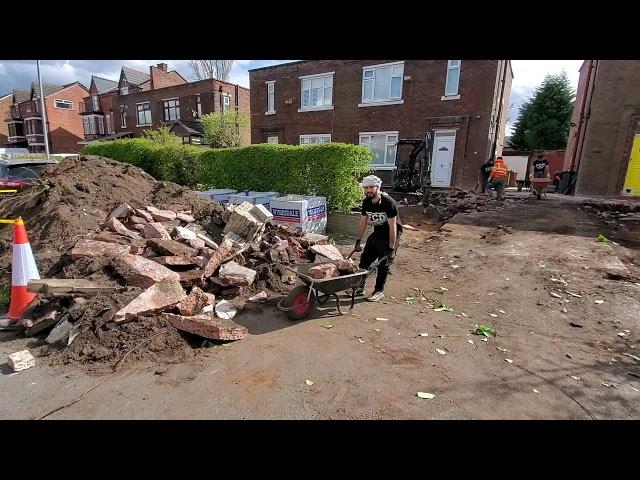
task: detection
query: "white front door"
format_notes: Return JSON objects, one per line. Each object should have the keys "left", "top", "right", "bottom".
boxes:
{"left": 431, "top": 130, "right": 456, "bottom": 187}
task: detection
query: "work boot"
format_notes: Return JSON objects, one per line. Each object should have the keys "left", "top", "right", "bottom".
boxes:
{"left": 367, "top": 291, "right": 385, "bottom": 302}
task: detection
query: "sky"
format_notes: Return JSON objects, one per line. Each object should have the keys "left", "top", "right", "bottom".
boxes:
{"left": 0, "top": 59, "right": 582, "bottom": 134}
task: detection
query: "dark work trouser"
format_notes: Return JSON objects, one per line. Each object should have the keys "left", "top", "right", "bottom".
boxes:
{"left": 358, "top": 229, "right": 402, "bottom": 293}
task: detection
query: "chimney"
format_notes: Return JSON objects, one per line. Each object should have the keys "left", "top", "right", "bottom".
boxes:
{"left": 157, "top": 63, "right": 168, "bottom": 72}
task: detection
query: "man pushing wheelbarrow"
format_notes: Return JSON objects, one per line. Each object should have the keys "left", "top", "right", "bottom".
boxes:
{"left": 529, "top": 154, "right": 551, "bottom": 199}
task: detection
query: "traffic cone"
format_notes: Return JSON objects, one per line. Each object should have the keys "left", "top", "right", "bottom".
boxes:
{"left": 7, "top": 217, "right": 40, "bottom": 321}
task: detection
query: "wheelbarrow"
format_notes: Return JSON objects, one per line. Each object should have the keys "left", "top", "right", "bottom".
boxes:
{"left": 277, "top": 250, "right": 386, "bottom": 320}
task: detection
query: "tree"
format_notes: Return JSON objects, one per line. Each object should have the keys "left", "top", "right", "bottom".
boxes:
{"left": 201, "top": 111, "right": 250, "bottom": 148}
{"left": 187, "top": 60, "right": 234, "bottom": 82}
{"left": 508, "top": 72, "right": 575, "bottom": 151}
{"left": 141, "top": 126, "right": 182, "bottom": 147}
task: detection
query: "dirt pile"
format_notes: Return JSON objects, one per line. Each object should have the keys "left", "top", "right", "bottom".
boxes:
{"left": 580, "top": 201, "right": 640, "bottom": 245}
{"left": 3, "top": 156, "right": 337, "bottom": 371}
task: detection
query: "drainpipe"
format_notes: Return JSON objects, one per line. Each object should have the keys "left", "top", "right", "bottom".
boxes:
{"left": 491, "top": 60, "right": 508, "bottom": 159}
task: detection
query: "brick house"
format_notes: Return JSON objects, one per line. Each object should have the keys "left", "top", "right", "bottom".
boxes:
{"left": 0, "top": 93, "right": 12, "bottom": 147}
{"left": 112, "top": 64, "right": 250, "bottom": 145}
{"left": 249, "top": 60, "right": 512, "bottom": 188}
{"left": 79, "top": 76, "right": 120, "bottom": 143}
{"left": 4, "top": 81, "right": 89, "bottom": 153}
{"left": 563, "top": 60, "right": 640, "bottom": 197}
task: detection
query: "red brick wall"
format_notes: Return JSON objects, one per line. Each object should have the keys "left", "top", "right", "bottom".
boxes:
{"left": 150, "top": 66, "right": 187, "bottom": 90}
{"left": 0, "top": 94, "right": 12, "bottom": 146}
{"left": 249, "top": 60, "right": 502, "bottom": 188}
{"left": 112, "top": 78, "right": 250, "bottom": 138}
{"left": 44, "top": 83, "right": 89, "bottom": 153}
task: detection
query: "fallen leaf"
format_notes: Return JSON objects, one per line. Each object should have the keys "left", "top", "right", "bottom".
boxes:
{"left": 489, "top": 313, "right": 498, "bottom": 318}
{"left": 550, "top": 292, "right": 562, "bottom": 298}
{"left": 451, "top": 265, "right": 460, "bottom": 269}
{"left": 505, "top": 358, "right": 514, "bottom": 364}
{"left": 488, "top": 292, "right": 495, "bottom": 296}
{"left": 357, "top": 338, "right": 365, "bottom": 344}
{"left": 416, "top": 392, "right": 435, "bottom": 399}
{"left": 561, "top": 308, "right": 568, "bottom": 313}
{"left": 622, "top": 353, "right": 640, "bottom": 361}
{"left": 499, "top": 310, "right": 506, "bottom": 314}
{"left": 569, "top": 322, "right": 584, "bottom": 328}
{"left": 533, "top": 389, "right": 540, "bottom": 394}
{"left": 436, "top": 348, "right": 447, "bottom": 355}
{"left": 571, "top": 376, "right": 581, "bottom": 381}
{"left": 321, "top": 322, "right": 334, "bottom": 329}
{"left": 305, "top": 379, "right": 314, "bottom": 386}
{"left": 439, "top": 287, "right": 448, "bottom": 291}
{"left": 481, "top": 337, "right": 488, "bottom": 342}
{"left": 375, "top": 317, "right": 388, "bottom": 322}
{"left": 630, "top": 386, "right": 639, "bottom": 392}
{"left": 419, "top": 333, "right": 429, "bottom": 337}
{"left": 496, "top": 347, "right": 510, "bottom": 352}
{"left": 594, "top": 300, "right": 604, "bottom": 304}
{"left": 374, "top": 328, "right": 381, "bottom": 333}
{"left": 618, "top": 332, "right": 628, "bottom": 337}
{"left": 468, "top": 339, "right": 474, "bottom": 344}
{"left": 566, "top": 292, "right": 582, "bottom": 298}
{"left": 461, "top": 312, "right": 468, "bottom": 318}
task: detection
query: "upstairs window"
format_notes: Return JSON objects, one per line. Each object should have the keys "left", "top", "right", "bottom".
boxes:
{"left": 361, "top": 62, "right": 404, "bottom": 104}
{"left": 444, "top": 60, "right": 461, "bottom": 97}
{"left": 300, "top": 73, "right": 333, "bottom": 110}
{"left": 163, "top": 98, "right": 180, "bottom": 121}
{"left": 54, "top": 99, "right": 73, "bottom": 109}
{"left": 136, "top": 102, "right": 152, "bottom": 126}
{"left": 266, "top": 81, "right": 275, "bottom": 114}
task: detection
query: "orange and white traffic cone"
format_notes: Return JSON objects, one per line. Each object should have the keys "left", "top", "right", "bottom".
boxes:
{"left": 7, "top": 217, "right": 40, "bottom": 321}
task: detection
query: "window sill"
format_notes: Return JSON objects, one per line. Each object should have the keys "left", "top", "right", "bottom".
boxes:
{"left": 136, "top": 124, "right": 152, "bottom": 128}
{"left": 441, "top": 95, "right": 460, "bottom": 101}
{"left": 358, "top": 100, "right": 404, "bottom": 108}
{"left": 371, "top": 165, "right": 397, "bottom": 170}
{"left": 298, "top": 105, "right": 334, "bottom": 113}
{"left": 265, "top": 111, "right": 276, "bottom": 115}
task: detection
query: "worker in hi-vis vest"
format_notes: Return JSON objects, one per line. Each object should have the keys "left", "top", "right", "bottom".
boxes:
{"left": 487, "top": 156, "right": 508, "bottom": 201}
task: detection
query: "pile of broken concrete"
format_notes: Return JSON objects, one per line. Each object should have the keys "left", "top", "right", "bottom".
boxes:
{"left": 426, "top": 188, "right": 492, "bottom": 220}
{"left": 19, "top": 199, "right": 341, "bottom": 364}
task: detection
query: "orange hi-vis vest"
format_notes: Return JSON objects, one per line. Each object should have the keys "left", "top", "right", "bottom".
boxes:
{"left": 491, "top": 160, "right": 508, "bottom": 178}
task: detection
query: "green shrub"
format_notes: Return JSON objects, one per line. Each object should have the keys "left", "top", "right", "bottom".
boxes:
{"left": 141, "top": 126, "right": 183, "bottom": 147}
{"left": 82, "top": 140, "right": 372, "bottom": 212}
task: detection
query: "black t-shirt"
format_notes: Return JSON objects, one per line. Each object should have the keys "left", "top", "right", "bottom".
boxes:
{"left": 362, "top": 193, "right": 403, "bottom": 236}
{"left": 480, "top": 161, "right": 495, "bottom": 177}
{"left": 532, "top": 158, "right": 549, "bottom": 178}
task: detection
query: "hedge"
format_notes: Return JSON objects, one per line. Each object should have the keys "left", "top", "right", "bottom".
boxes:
{"left": 82, "top": 139, "right": 373, "bottom": 212}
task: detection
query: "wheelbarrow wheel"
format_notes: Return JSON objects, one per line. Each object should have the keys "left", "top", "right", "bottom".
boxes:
{"left": 284, "top": 285, "right": 316, "bottom": 321}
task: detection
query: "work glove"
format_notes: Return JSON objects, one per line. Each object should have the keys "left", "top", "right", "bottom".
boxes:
{"left": 354, "top": 239, "right": 363, "bottom": 252}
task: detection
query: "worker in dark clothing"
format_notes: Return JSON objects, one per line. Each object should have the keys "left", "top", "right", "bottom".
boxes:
{"left": 354, "top": 175, "right": 403, "bottom": 303}
{"left": 479, "top": 157, "right": 495, "bottom": 194}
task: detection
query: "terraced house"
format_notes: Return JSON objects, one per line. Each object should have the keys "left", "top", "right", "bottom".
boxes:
{"left": 249, "top": 60, "right": 512, "bottom": 188}
{"left": 78, "top": 76, "right": 120, "bottom": 144}
{"left": 110, "top": 63, "right": 250, "bottom": 145}
{"left": 4, "top": 81, "right": 89, "bottom": 153}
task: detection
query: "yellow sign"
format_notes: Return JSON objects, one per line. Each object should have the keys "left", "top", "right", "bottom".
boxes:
{"left": 623, "top": 134, "right": 640, "bottom": 196}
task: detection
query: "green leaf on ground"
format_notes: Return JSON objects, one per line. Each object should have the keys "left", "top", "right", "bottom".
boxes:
{"left": 321, "top": 322, "right": 334, "bottom": 329}
{"left": 474, "top": 324, "right": 494, "bottom": 337}
{"left": 597, "top": 233, "right": 609, "bottom": 242}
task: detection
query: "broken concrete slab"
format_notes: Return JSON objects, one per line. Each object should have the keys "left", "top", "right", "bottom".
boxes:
{"left": 223, "top": 201, "right": 264, "bottom": 241}
{"left": 23, "top": 309, "right": 59, "bottom": 336}
{"left": 162, "top": 313, "right": 247, "bottom": 341}
{"left": 46, "top": 318, "right": 73, "bottom": 345}
{"left": 214, "top": 299, "right": 237, "bottom": 319}
{"left": 251, "top": 204, "right": 273, "bottom": 223}
{"left": 134, "top": 209, "right": 154, "bottom": 222}
{"left": 151, "top": 255, "right": 207, "bottom": 268}
{"left": 111, "top": 253, "right": 181, "bottom": 288}
{"left": 218, "top": 261, "right": 257, "bottom": 286}
{"left": 197, "top": 233, "right": 219, "bottom": 250}
{"left": 146, "top": 206, "right": 177, "bottom": 222}
{"left": 308, "top": 263, "right": 338, "bottom": 279}
{"left": 176, "top": 212, "right": 195, "bottom": 223}
{"left": 176, "top": 287, "right": 214, "bottom": 316}
{"left": 143, "top": 222, "right": 172, "bottom": 240}
{"left": 336, "top": 258, "right": 358, "bottom": 274}
{"left": 177, "top": 269, "right": 206, "bottom": 288}
{"left": 104, "top": 217, "right": 140, "bottom": 239}
{"left": 8, "top": 350, "right": 35, "bottom": 372}
{"left": 249, "top": 291, "right": 268, "bottom": 302}
{"left": 147, "top": 238, "right": 200, "bottom": 257}
{"left": 310, "top": 244, "right": 343, "bottom": 261}
{"left": 203, "top": 236, "right": 240, "bottom": 278}
{"left": 173, "top": 226, "right": 197, "bottom": 242}
{"left": 130, "top": 215, "right": 149, "bottom": 225}
{"left": 113, "top": 277, "right": 186, "bottom": 323}
{"left": 188, "top": 238, "right": 205, "bottom": 249}
{"left": 28, "top": 278, "right": 121, "bottom": 294}
{"left": 69, "top": 239, "right": 132, "bottom": 260}
{"left": 108, "top": 203, "right": 134, "bottom": 219}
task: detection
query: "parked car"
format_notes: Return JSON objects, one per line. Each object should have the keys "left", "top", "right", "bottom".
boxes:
{"left": 0, "top": 159, "right": 58, "bottom": 190}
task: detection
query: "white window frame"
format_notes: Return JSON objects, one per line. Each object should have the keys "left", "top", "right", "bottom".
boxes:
{"left": 266, "top": 81, "right": 275, "bottom": 114}
{"left": 54, "top": 99, "right": 74, "bottom": 110}
{"left": 298, "top": 72, "right": 334, "bottom": 112}
{"left": 196, "top": 95, "right": 202, "bottom": 118}
{"left": 105, "top": 114, "right": 112, "bottom": 134}
{"left": 266, "top": 136, "right": 279, "bottom": 144}
{"left": 442, "top": 60, "right": 461, "bottom": 100}
{"left": 359, "top": 131, "right": 399, "bottom": 169}
{"left": 97, "top": 116, "right": 105, "bottom": 135}
{"left": 223, "top": 94, "right": 230, "bottom": 112}
{"left": 120, "top": 106, "right": 127, "bottom": 128}
{"left": 359, "top": 61, "right": 405, "bottom": 107}
{"left": 92, "top": 95, "right": 100, "bottom": 111}
{"left": 299, "top": 134, "right": 331, "bottom": 145}
{"left": 163, "top": 97, "right": 180, "bottom": 121}
{"left": 83, "top": 116, "right": 95, "bottom": 135}
{"left": 136, "top": 102, "right": 152, "bottom": 127}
